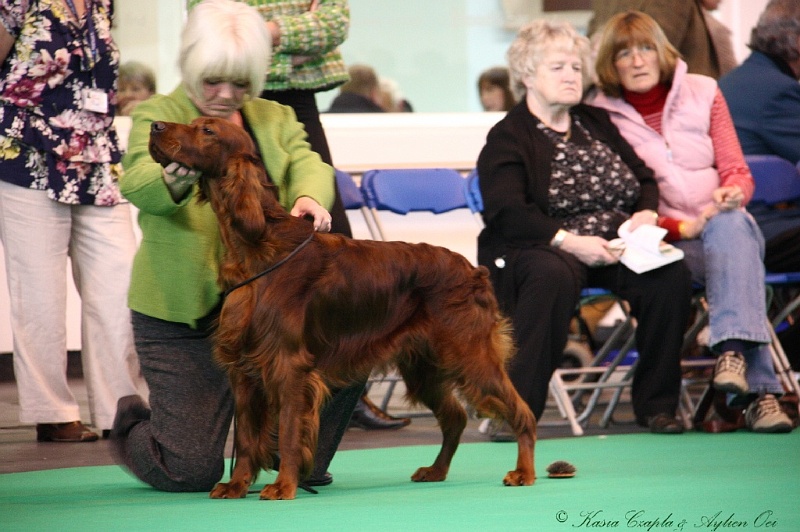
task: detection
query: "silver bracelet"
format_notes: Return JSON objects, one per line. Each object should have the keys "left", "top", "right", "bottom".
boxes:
{"left": 551, "top": 229, "right": 567, "bottom": 248}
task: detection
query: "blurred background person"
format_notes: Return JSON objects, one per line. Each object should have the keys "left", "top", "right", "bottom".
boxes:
{"left": 700, "top": 0, "right": 737, "bottom": 76}
{"left": 117, "top": 61, "right": 157, "bottom": 116}
{"left": 588, "top": 0, "right": 722, "bottom": 79}
{"left": 719, "top": 0, "right": 800, "bottom": 367}
{"left": 379, "top": 77, "right": 413, "bottom": 112}
{"left": 477, "top": 66, "right": 515, "bottom": 112}
{"left": 326, "top": 63, "right": 385, "bottom": 112}
{"left": 0, "top": 0, "right": 141, "bottom": 443}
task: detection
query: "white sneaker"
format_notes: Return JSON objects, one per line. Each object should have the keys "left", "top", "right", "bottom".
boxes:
{"left": 745, "top": 394, "right": 793, "bottom": 433}
{"left": 713, "top": 351, "right": 748, "bottom": 395}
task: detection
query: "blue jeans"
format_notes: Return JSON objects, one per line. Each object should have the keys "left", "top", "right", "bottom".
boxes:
{"left": 674, "top": 210, "right": 782, "bottom": 394}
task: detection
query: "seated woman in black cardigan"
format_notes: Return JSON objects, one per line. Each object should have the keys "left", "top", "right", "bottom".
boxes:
{"left": 476, "top": 19, "right": 691, "bottom": 436}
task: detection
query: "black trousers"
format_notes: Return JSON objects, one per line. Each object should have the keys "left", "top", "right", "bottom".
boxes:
{"left": 261, "top": 89, "right": 362, "bottom": 479}
{"left": 505, "top": 246, "right": 692, "bottom": 422}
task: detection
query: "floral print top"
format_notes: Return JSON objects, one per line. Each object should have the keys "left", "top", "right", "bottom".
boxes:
{"left": 0, "top": 0, "right": 123, "bottom": 206}
{"left": 541, "top": 117, "right": 641, "bottom": 240}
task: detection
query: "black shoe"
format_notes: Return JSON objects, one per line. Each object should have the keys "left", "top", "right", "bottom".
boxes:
{"left": 348, "top": 395, "right": 411, "bottom": 430}
{"left": 109, "top": 395, "right": 151, "bottom": 465}
{"left": 304, "top": 471, "right": 333, "bottom": 487}
{"left": 641, "top": 413, "right": 684, "bottom": 434}
{"left": 110, "top": 395, "right": 151, "bottom": 439}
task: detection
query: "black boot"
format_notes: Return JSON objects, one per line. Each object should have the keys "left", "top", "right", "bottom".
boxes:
{"left": 348, "top": 394, "right": 411, "bottom": 430}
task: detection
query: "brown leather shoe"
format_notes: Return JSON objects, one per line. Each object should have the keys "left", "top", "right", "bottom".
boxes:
{"left": 36, "top": 421, "right": 99, "bottom": 442}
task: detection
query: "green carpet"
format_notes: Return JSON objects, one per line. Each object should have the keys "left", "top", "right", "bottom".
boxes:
{"left": 2, "top": 431, "right": 799, "bottom": 531}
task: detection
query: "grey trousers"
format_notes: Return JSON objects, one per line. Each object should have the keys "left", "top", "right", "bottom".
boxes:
{"left": 123, "top": 310, "right": 361, "bottom": 492}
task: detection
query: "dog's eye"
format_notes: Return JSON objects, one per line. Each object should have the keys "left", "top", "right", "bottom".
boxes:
{"left": 201, "top": 127, "right": 215, "bottom": 136}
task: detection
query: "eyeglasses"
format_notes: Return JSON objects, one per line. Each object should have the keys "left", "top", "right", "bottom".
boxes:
{"left": 614, "top": 44, "right": 657, "bottom": 64}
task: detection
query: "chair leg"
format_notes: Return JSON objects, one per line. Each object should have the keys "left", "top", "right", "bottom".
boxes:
{"left": 768, "top": 321, "right": 800, "bottom": 398}
{"left": 548, "top": 373, "right": 584, "bottom": 436}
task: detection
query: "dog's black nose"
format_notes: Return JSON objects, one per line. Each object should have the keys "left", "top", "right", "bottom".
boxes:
{"left": 151, "top": 121, "right": 166, "bottom": 133}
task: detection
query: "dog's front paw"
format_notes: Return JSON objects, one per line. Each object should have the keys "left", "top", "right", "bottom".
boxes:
{"left": 209, "top": 481, "right": 249, "bottom": 499}
{"left": 411, "top": 466, "right": 447, "bottom": 482}
{"left": 260, "top": 481, "right": 297, "bottom": 500}
{"left": 502, "top": 469, "right": 536, "bottom": 486}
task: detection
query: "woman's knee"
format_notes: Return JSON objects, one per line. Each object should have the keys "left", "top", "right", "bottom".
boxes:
{"left": 515, "top": 249, "right": 581, "bottom": 294}
{"left": 146, "top": 458, "right": 225, "bottom": 493}
{"left": 705, "top": 210, "right": 763, "bottom": 242}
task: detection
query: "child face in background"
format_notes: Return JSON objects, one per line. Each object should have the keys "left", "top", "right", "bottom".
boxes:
{"left": 480, "top": 82, "right": 507, "bottom": 112}
{"left": 118, "top": 79, "right": 155, "bottom": 116}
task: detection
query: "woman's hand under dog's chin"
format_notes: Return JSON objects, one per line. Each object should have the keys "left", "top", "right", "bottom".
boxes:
{"left": 162, "top": 162, "right": 202, "bottom": 202}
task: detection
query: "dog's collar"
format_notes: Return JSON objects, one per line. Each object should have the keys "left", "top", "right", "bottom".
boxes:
{"left": 222, "top": 232, "right": 314, "bottom": 299}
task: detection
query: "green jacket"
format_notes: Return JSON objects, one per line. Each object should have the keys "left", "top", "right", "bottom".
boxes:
{"left": 120, "top": 86, "right": 334, "bottom": 327}
{"left": 187, "top": 0, "right": 350, "bottom": 92}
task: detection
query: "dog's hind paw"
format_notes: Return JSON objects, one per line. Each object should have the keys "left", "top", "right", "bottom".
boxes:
{"left": 502, "top": 469, "right": 536, "bottom": 486}
{"left": 209, "top": 481, "right": 248, "bottom": 499}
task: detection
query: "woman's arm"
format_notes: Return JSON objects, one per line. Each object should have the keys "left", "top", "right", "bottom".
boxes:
{"left": 268, "top": 0, "right": 349, "bottom": 56}
{"left": 0, "top": 24, "right": 14, "bottom": 64}
{"left": 0, "top": 1, "right": 29, "bottom": 64}
{"left": 120, "top": 94, "right": 200, "bottom": 214}
{"left": 709, "top": 89, "right": 754, "bottom": 205}
{"left": 477, "top": 125, "right": 560, "bottom": 244}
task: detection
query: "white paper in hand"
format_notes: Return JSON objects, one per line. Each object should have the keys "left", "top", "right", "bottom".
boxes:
{"left": 612, "top": 220, "right": 684, "bottom": 274}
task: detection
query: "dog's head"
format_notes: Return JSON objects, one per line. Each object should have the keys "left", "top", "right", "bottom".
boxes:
{"left": 149, "top": 117, "right": 285, "bottom": 243}
{"left": 148, "top": 117, "right": 261, "bottom": 179}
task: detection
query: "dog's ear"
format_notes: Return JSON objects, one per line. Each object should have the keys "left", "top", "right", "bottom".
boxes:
{"left": 224, "top": 156, "right": 267, "bottom": 243}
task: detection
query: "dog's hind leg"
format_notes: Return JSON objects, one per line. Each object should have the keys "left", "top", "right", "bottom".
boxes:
{"left": 460, "top": 353, "right": 537, "bottom": 486}
{"left": 210, "top": 372, "right": 262, "bottom": 499}
{"left": 400, "top": 359, "right": 467, "bottom": 483}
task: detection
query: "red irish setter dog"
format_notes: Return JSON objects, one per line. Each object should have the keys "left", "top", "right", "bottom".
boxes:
{"left": 148, "top": 117, "right": 536, "bottom": 501}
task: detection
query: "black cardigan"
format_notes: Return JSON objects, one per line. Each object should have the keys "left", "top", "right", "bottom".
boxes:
{"left": 477, "top": 101, "right": 658, "bottom": 247}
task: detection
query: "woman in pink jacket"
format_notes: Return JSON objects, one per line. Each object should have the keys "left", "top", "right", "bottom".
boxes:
{"left": 589, "top": 11, "right": 792, "bottom": 433}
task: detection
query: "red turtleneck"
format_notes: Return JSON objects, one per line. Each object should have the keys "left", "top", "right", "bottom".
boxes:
{"left": 623, "top": 83, "right": 669, "bottom": 134}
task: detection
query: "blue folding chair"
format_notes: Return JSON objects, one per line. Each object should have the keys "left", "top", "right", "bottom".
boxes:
{"left": 747, "top": 155, "right": 800, "bottom": 204}
{"left": 334, "top": 169, "right": 379, "bottom": 240}
{"left": 463, "top": 169, "right": 485, "bottom": 227}
{"left": 360, "top": 168, "right": 469, "bottom": 241}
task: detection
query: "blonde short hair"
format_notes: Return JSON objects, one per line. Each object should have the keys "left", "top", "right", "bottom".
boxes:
{"left": 506, "top": 19, "right": 590, "bottom": 100}
{"left": 594, "top": 11, "right": 680, "bottom": 98}
{"left": 180, "top": 0, "right": 271, "bottom": 101}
